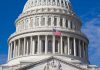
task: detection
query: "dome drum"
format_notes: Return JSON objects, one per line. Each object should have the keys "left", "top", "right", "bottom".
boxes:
{"left": 7, "top": 0, "right": 89, "bottom": 67}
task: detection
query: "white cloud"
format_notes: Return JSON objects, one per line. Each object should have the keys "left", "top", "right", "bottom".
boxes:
{"left": 82, "top": 14, "right": 100, "bottom": 66}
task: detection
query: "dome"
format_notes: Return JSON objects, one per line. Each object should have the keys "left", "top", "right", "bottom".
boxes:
{"left": 23, "top": 0, "right": 71, "bottom": 13}
{"left": 8, "top": 0, "right": 89, "bottom": 67}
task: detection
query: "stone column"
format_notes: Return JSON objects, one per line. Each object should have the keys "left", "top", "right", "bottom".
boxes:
{"left": 45, "top": 16, "right": 48, "bottom": 26}
{"left": 24, "top": 37, "right": 26, "bottom": 55}
{"left": 68, "top": 19, "right": 71, "bottom": 29}
{"left": 26, "top": 39, "right": 28, "bottom": 55}
{"left": 40, "top": 39, "right": 42, "bottom": 54}
{"left": 65, "top": 41, "right": 67, "bottom": 54}
{"left": 79, "top": 40, "right": 82, "bottom": 57}
{"left": 63, "top": 0, "right": 66, "bottom": 8}
{"left": 33, "top": 16, "right": 35, "bottom": 28}
{"left": 53, "top": 36, "right": 55, "bottom": 54}
{"left": 63, "top": 18, "right": 66, "bottom": 28}
{"left": 51, "top": 16, "right": 54, "bottom": 27}
{"left": 45, "top": 35, "right": 48, "bottom": 54}
{"left": 18, "top": 39, "right": 20, "bottom": 56}
{"left": 39, "top": 17, "right": 41, "bottom": 27}
{"left": 74, "top": 38, "right": 76, "bottom": 56}
{"left": 67, "top": 37, "right": 70, "bottom": 55}
{"left": 15, "top": 41, "right": 17, "bottom": 57}
{"left": 30, "top": 36, "right": 33, "bottom": 55}
{"left": 58, "top": 41, "right": 60, "bottom": 53}
{"left": 8, "top": 44, "right": 11, "bottom": 60}
{"left": 60, "top": 0, "right": 62, "bottom": 7}
{"left": 61, "top": 36, "right": 63, "bottom": 54}
{"left": 57, "top": 17, "right": 60, "bottom": 27}
{"left": 14, "top": 41, "right": 16, "bottom": 57}
{"left": 38, "top": 36, "right": 40, "bottom": 54}
{"left": 10, "top": 43, "right": 13, "bottom": 59}
{"left": 32, "top": 39, "right": 35, "bottom": 54}
{"left": 55, "top": 0, "right": 57, "bottom": 5}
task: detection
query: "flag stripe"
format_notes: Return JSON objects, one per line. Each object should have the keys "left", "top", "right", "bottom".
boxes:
{"left": 53, "top": 29, "right": 61, "bottom": 36}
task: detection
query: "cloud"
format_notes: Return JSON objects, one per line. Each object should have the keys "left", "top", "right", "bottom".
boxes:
{"left": 81, "top": 8, "right": 100, "bottom": 66}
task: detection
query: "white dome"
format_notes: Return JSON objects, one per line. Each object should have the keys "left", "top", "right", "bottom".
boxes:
{"left": 23, "top": 0, "right": 71, "bottom": 13}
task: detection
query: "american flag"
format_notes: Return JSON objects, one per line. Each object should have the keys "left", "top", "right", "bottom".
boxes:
{"left": 53, "top": 29, "right": 61, "bottom": 36}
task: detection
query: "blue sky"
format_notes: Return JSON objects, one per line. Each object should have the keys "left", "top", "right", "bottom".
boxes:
{"left": 0, "top": 0, "right": 100, "bottom": 66}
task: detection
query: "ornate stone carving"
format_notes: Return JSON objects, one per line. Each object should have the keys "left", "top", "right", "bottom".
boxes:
{"left": 44, "top": 60, "right": 62, "bottom": 70}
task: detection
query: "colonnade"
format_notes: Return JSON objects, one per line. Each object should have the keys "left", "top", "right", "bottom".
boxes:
{"left": 8, "top": 35, "right": 88, "bottom": 60}
{"left": 17, "top": 15, "right": 80, "bottom": 32}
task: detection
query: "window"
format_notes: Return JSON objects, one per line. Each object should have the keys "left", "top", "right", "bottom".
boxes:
{"left": 62, "top": 41, "right": 65, "bottom": 53}
{"left": 30, "top": 18, "right": 33, "bottom": 28}
{"left": 70, "top": 21, "right": 73, "bottom": 29}
{"left": 20, "top": 39, "right": 24, "bottom": 55}
{"left": 42, "top": 40, "right": 45, "bottom": 53}
{"left": 48, "top": 40, "right": 52, "bottom": 53}
{"left": 76, "top": 39, "right": 79, "bottom": 56}
{"left": 70, "top": 38, "right": 74, "bottom": 55}
{"left": 60, "top": 18, "right": 63, "bottom": 27}
{"left": 54, "top": 17, "right": 57, "bottom": 26}
{"left": 49, "top": 0, "right": 50, "bottom": 2}
{"left": 58, "top": 0, "right": 59, "bottom": 3}
{"left": 44, "top": 0, "right": 46, "bottom": 2}
{"left": 12, "top": 42, "right": 14, "bottom": 58}
{"left": 53, "top": 0, "right": 55, "bottom": 2}
{"left": 35, "top": 41, "right": 38, "bottom": 54}
{"left": 65, "top": 19, "right": 68, "bottom": 28}
{"left": 55, "top": 40, "right": 58, "bottom": 53}
{"left": 41, "top": 17, "right": 45, "bottom": 26}
{"left": 35, "top": 17, "right": 39, "bottom": 26}
{"left": 61, "top": 0, "right": 64, "bottom": 5}
{"left": 35, "top": 0, "right": 37, "bottom": 3}
{"left": 48, "top": 17, "right": 51, "bottom": 26}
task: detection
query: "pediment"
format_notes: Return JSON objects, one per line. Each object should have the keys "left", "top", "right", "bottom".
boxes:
{"left": 18, "top": 57, "right": 84, "bottom": 70}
